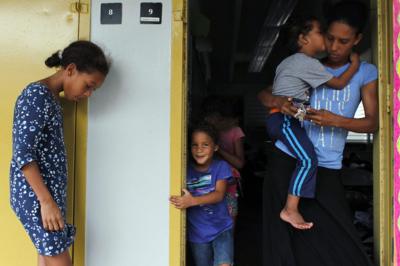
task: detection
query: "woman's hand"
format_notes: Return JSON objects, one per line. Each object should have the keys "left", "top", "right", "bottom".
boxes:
{"left": 169, "top": 189, "right": 194, "bottom": 209}
{"left": 40, "top": 198, "right": 65, "bottom": 231}
{"left": 305, "top": 108, "right": 339, "bottom": 127}
{"left": 278, "top": 97, "right": 298, "bottom": 116}
{"left": 257, "top": 89, "right": 298, "bottom": 116}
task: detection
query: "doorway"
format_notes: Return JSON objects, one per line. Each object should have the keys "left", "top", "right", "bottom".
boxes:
{"left": 182, "top": 0, "right": 393, "bottom": 265}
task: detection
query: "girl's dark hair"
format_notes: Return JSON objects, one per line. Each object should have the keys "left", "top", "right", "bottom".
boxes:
{"left": 45, "top": 40, "right": 109, "bottom": 76}
{"left": 326, "top": 1, "right": 368, "bottom": 34}
{"left": 191, "top": 122, "right": 219, "bottom": 144}
{"left": 285, "top": 16, "right": 319, "bottom": 53}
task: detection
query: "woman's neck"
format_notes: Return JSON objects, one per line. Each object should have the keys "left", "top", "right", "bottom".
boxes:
{"left": 322, "top": 57, "right": 350, "bottom": 69}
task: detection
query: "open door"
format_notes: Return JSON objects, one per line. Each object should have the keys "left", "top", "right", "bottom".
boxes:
{"left": 0, "top": 1, "right": 89, "bottom": 265}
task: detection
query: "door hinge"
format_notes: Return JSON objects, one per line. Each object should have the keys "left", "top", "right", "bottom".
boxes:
{"left": 71, "top": 2, "right": 89, "bottom": 14}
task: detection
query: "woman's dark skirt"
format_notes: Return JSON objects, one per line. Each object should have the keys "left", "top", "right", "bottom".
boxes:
{"left": 262, "top": 147, "right": 373, "bottom": 266}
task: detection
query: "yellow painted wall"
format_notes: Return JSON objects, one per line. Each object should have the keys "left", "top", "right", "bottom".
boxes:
{"left": 0, "top": 1, "right": 79, "bottom": 265}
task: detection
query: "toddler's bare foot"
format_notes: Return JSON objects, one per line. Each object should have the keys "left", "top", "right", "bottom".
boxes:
{"left": 280, "top": 208, "right": 313, "bottom": 230}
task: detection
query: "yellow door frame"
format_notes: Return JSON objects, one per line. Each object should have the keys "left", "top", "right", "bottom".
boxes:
{"left": 71, "top": 1, "right": 91, "bottom": 265}
{"left": 170, "top": 0, "right": 188, "bottom": 265}
{"left": 373, "top": 0, "right": 393, "bottom": 265}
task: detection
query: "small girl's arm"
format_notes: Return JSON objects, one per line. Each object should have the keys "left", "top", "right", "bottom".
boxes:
{"left": 325, "top": 53, "right": 360, "bottom": 89}
{"left": 170, "top": 180, "right": 228, "bottom": 209}
{"left": 218, "top": 139, "right": 245, "bottom": 169}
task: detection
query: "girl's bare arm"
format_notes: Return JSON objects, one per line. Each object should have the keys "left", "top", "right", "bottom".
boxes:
{"left": 21, "top": 162, "right": 64, "bottom": 231}
{"left": 217, "top": 138, "right": 245, "bottom": 169}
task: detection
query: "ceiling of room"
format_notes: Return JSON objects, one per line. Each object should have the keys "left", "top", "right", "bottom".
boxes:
{"left": 190, "top": 0, "right": 369, "bottom": 86}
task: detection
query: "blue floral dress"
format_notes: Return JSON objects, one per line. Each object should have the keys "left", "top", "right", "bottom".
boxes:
{"left": 10, "top": 82, "right": 75, "bottom": 256}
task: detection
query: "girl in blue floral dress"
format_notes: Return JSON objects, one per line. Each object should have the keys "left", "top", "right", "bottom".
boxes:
{"left": 10, "top": 40, "right": 109, "bottom": 266}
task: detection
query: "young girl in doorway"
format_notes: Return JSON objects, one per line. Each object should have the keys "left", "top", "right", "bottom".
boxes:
{"left": 202, "top": 96, "right": 245, "bottom": 225}
{"left": 10, "top": 40, "right": 109, "bottom": 266}
{"left": 266, "top": 17, "right": 360, "bottom": 230}
{"left": 170, "top": 123, "right": 234, "bottom": 266}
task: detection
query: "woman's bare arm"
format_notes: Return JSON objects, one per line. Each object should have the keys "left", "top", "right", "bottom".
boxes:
{"left": 257, "top": 88, "right": 298, "bottom": 116}
{"left": 305, "top": 80, "right": 378, "bottom": 133}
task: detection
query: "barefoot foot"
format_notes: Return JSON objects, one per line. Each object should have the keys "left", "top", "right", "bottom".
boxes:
{"left": 280, "top": 208, "right": 313, "bottom": 230}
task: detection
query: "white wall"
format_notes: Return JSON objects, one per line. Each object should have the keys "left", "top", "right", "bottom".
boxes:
{"left": 87, "top": 1, "right": 171, "bottom": 265}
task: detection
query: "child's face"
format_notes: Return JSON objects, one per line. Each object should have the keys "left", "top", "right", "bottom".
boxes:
{"left": 305, "top": 20, "right": 326, "bottom": 54}
{"left": 191, "top": 131, "right": 218, "bottom": 169}
{"left": 63, "top": 64, "right": 105, "bottom": 101}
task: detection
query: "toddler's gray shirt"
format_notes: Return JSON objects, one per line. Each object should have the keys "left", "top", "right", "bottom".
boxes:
{"left": 272, "top": 53, "right": 333, "bottom": 101}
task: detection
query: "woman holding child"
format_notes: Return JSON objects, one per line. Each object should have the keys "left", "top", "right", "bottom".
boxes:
{"left": 259, "top": 1, "right": 378, "bottom": 265}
